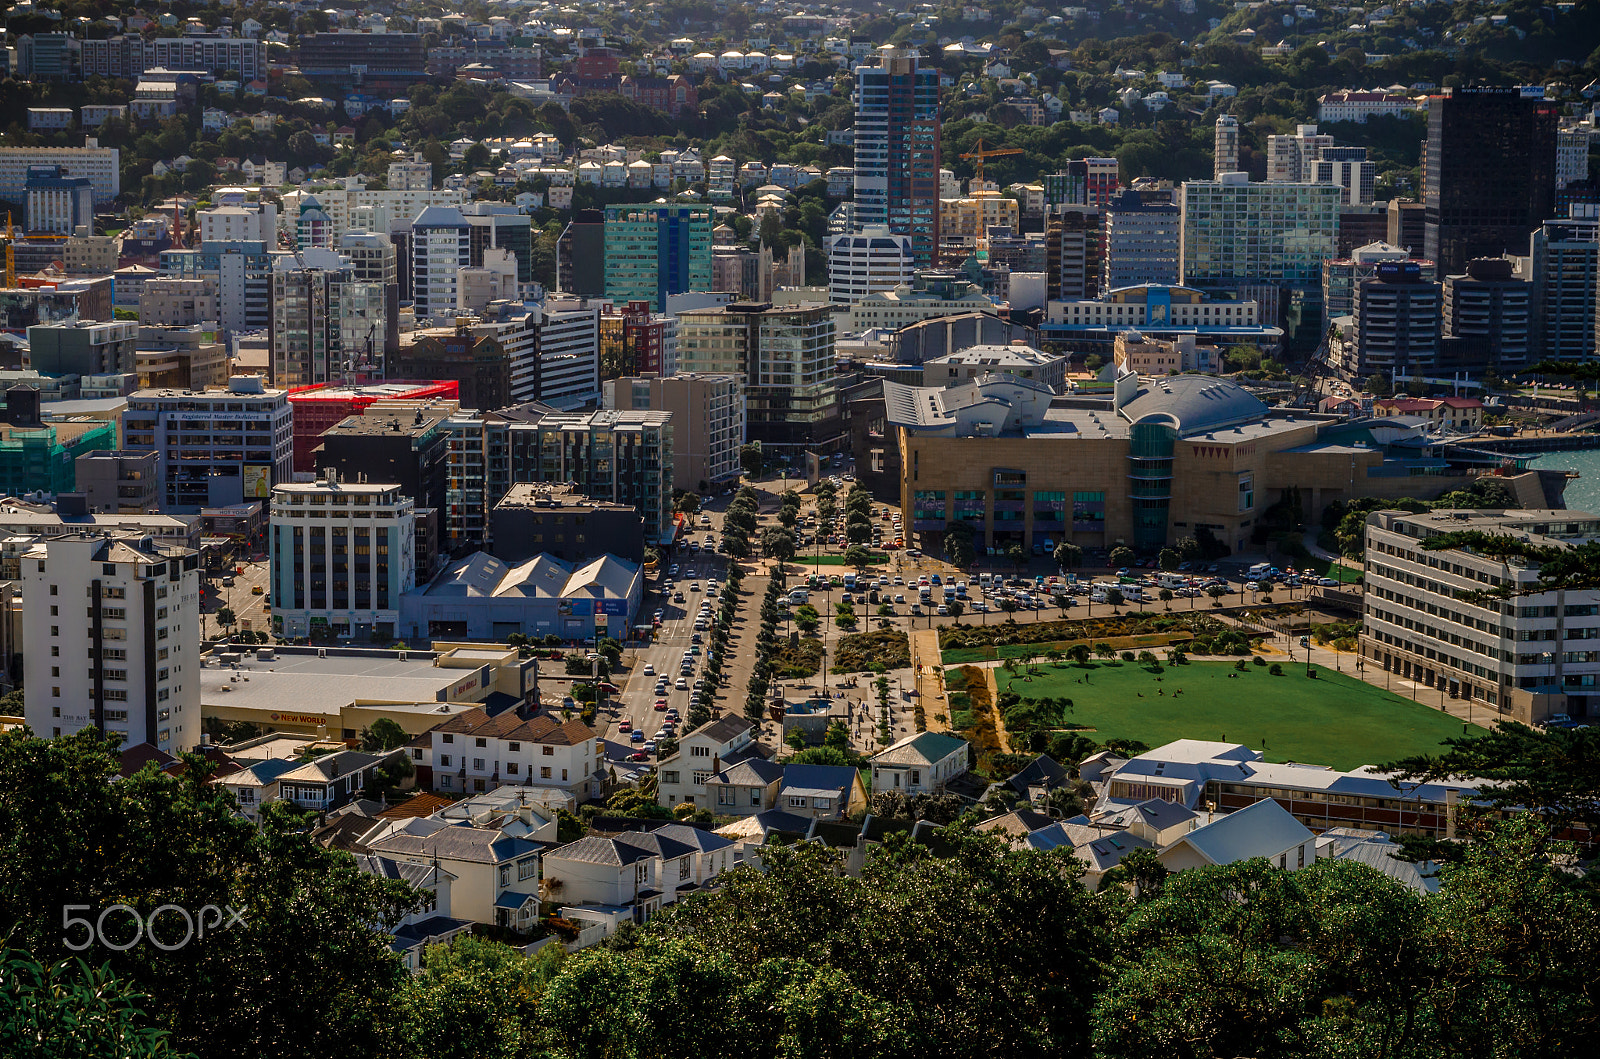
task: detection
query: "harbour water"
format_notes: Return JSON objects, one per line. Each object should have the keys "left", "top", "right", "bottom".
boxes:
{"left": 1529, "top": 450, "right": 1600, "bottom": 514}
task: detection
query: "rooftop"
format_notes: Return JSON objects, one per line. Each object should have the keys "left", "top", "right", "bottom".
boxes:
{"left": 198, "top": 650, "right": 496, "bottom": 715}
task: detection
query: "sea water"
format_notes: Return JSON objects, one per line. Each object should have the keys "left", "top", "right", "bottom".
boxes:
{"left": 1529, "top": 450, "right": 1600, "bottom": 514}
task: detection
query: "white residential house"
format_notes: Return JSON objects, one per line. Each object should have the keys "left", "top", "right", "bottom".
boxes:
{"left": 869, "top": 732, "right": 970, "bottom": 795}
{"left": 213, "top": 757, "right": 299, "bottom": 823}
{"left": 352, "top": 853, "right": 473, "bottom": 971}
{"left": 542, "top": 823, "right": 738, "bottom": 927}
{"left": 655, "top": 716, "right": 762, "bottom": 808}
{"left": 274, "top": 749, "right": 404, "bottom": 813}
{"left": 1158, "top": 799, "right": 1320, "bottom": 873}
{"left": 363, "top": 817, "right": 544, "bottom": 931}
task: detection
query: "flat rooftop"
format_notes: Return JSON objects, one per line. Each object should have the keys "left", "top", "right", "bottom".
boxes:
{"left": 200, "top": 650, "right": 489, "bottom": 714}
{"left": 324, "top": 412, "right": 448, "bottom": 437}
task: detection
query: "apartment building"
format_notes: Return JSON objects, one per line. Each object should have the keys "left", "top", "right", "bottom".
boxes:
{"left": 602, "top": 372, "right": 746, "bottom": 493}
{"left": 1179, "top": 174, "right": 1342, "bottom": 289}
{"left": 675, "top": 300, "right": 841, "bottom": 454}
{"left": 269, "top": 477, "right": 416, "bottom": 642}
{"left": 1362, "top": 508, "right": 1600, "bottom": 725}
{"left": 22, "top": 533, "right": 201, "bottom": 753}
{"left": 421, "top": 707, "right": 604, "bottom": 800}
{"left": 826, "top": 226, "right": 916, "bottom": 305}
{"left": 122, "top": 376, "right": 294, "bottom": 512}
{"left": 410, "top": 206, "right": 471, "bottom": 322}
{"left": 0, "top": 146, "right": 120, "bottom": 205}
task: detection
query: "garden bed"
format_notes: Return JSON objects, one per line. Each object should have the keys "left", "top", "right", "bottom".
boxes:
{"left": 830, "top": 629, "right": 910, "bottom": 673}
{"left": 770, "top": 637, "right": 823, "bottom": 679}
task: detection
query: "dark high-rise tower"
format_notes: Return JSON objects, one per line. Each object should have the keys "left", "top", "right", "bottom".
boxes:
{"left": 853, "top": 45, "right": 940, "bottom": 266}
{"left": 1423, "top": 87, "right": 1558, "bottom": 275}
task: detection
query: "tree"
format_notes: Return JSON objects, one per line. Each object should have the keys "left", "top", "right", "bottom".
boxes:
{"left": 1207, "top": 584, "right": 1228, "bottom": 607}
{"left": 1157, "top": 548, "right": 1179, "bottom": 571}
{"left": 674, "top": 492, "right": 701, "bottom": 515}
{"left": 400, "top": 937, "right": 563, "bottom": 1058}
{"left": 0, "top": 947, "right": 186, "bottom": 1058}
{"left": 359, "top": 717, "right": 408, "bottom": 751}
{"left": 1067, "top": 644, "right": 1092, "bottom": 666}
{"left": 1108, "top": 546, "right": 1134, "bottom": 570}
{"left": 789, "top": 745, "right": 853, "bottom": 767}
{"left": 0, "top": 730, "right": 419, "bottom": 1058}
{"left": 1053, "top": 541, "right": 1083, "bottom": 571}
{"left": 738, "top": 441, "right": 763, "bottom": 478}
{"left": 947, "top": 600, "right": 964, "bottom": 622}
{"left": 794, "top": 604, "right": 820, "bottom": 634}
{"left": 944, "top": 528, "right": 976, "bottom": 569}
{"left": 760, "top": 527, "right": 796, "bottom": 565}
{"left": 1105, "top": 588, "right": 1124, "bottom": 612}
{"left": 1006, "top": 543, "right": 1027, "bottom": 574}
{"left": 824, "top": 720, "right": 851, "bottom": 752}
{"left": 844, "top": 545, "right": 873, "bottom": 571}
{"left": 215, "top": 606, "right": 236, "bottom": 634}
{"left": 1158, "top": 588, "right": 1173, "bottom": 610}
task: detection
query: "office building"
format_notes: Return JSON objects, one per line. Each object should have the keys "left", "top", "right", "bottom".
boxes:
{"left": 556, "top": 209, "right": 606, "bottom": 297}
{"left": 135, "top": 325, "right": 229, "bottom": 391}
{"left": 122, "top": 376, "right": 294, "bottom": 512}
{"left": 598, "top": 301, "right": 674, "bottom": 380}
{"left": 490, "top": 483, "right": 645, "bottom": 564}
{"left": 138, "top": 277, "right": 217, "bottom": 327}
{"left": 854, "top": 45, "right": 941, "bottom": 266}
{"left": 464, "top": 203, "right": 534, "bottom": 290}
{"left": 827, "top": 226, "right": 916, "bottom": 305}
{"left": 1527, "top": 214, "right": 1597, "bottom": 362}
{"left": 399, "top": 552, "right": 641, "bottom": 646}
{"left": 1322, "top": 241, "right": 1433, "bottom": 324}
{"left": 1362, "top": 508, "right": 1600, "bottom": 725}
{"left": 1441, "top": 258, "right": 1531, "bottom": 373}
{"left": 603, "top": 372, "right": 746, "bottom": 492}
{"left": 313, "top": 410, "right": 450, "bottom": 517}
{"left": 676, "top": 300, "right": 841, "bottom": 453}
{"left": 1180, "top": 174, "right": 1342, "bottom": 289}
{"left": 22, "top": 532, "right": 201, "bottom": 753}
{"left": 1042, "top": 284, "right": 1277, "bottom": 358}
{"left": 1316, "top": 156, "right": 1378, "bottom": 206}
{"left": 534, "top": 303, "right": 602, "bottom": 410}
{"left": 1044, "top": 159, "right": 1120, "bottom": 209}
{"left": 602, "top": 204, "right": 713, "bottom": 311}
{"left": 443, "top": 407, "right": 675, "bottom": 550}
{"left": 26, "top": 320, "right": 137, "bottom": 376}
{"left": 410, "top": 205, "right": 472, "bottom": 323}
{"left": 0, "top": 147, "right": 118, "bottom": 207}
{"left": 1349, "top": 261, "right": 1442, "bottom": 380}
{"left": 24, "top": 165, "right": 94, "bottom": 235}
{"left": 1102, "top": 189, "right": 1181, "bottom": 290}
{"left": 1337, "top": 205, "right": 1390, "bottom": 257}
{"left": 1213, "top": 116, "right": 1239, "bottom": 181}
{"left": 939, "top": 196, "right": 1020, "bottom": 261}
{"left": 198, "top": 201, "right": 278, "bottom": 244}
{"left": 269, "top": 477, "right": 417, "bottom": 642}
{"left": 269, "top": 251, "right": 391, "bottom": 387}
{"left": 284, "top": 381, "right": 458, "bottom": 474}
{"left": 1045, "top": 207, "right": 1102, "bottom": 301}
{"left": 159, "top": 241, "right": 274, "bottom": 333}
{"left": 74, "top": 450, "right": 159, "bottom": 514}
{"left": 847, "top": 271, "right": 995, "bottom": 332}
{"left": 1423, "top": 88, "right": 1559, "bottom": 276}
{"left": 64, "top": 227, "right": 117, "bottom": 275}
{"left": 1557, "top": 125, "right": 1591, "bottom": 191}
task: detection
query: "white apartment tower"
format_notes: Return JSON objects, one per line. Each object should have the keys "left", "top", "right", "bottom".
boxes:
{"left": 1213, "top": 115, "right": 1240, "bottom": 180}
{"left": 23, "top": 534, "right": 201, "bottom": 753}
{"left": 410, "top": 205, "right": 471, "bottom": 322}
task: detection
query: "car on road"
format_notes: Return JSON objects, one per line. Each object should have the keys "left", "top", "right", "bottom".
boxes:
{"left": 597, "top": 682, "right": 620, "bottom": 695}
{"left": 643, "top": 742, "right": 657, "bottom": 754}
{"left": 1318, "top": 577, "right": 1339, "bottom": 587}
{"left": 689, "top": 582, "right": 699, "bottom": 592}
{"left": 628, "top": 752, "right": 650, "bottom": 762}
{"left": 669, "top": 565, "right": 679, "bottom": 576}
{"left": 643, "top": 663, "right": 655, "bottom": 675}
{"left": 675, "top": 677, "right": 689, "bottom": 690}
{"left": 654, "top": 699, "right": 668, "bottom": 711}
{"left": 618, "top": 720, "right": 632, "bottom": 733}
{"left": 251, "top": 585, "right": 264, "bottom": 595}
{"left": 630, "top": 730, "right": 645, "bottom": 743}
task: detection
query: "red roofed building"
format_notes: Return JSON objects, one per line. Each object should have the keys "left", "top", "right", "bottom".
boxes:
{"left": 285, "top": 380, "right": 459, "bottom": 473}
{"left": 1373, "top": 395, "right": 1484, "bottom": 432}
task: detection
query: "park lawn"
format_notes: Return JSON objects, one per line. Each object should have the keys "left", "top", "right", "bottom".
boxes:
{"left": 797, "top": 553, "right": 889, "bottom": 566}
{"left": 1006, "top": 660, "right": 1483, "bottom": 772}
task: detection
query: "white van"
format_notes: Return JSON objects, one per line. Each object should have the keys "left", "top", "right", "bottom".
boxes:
{"left": 1247, "top": 562, "right": 1271, "bottom": 580}
{"left": 1157, "top": 572, "right": 1188, "bottom": 590}
{"left": 978, "top": 573, "right": 992, "bottom": 588}
{"left": 789, "top": 587, "right": 809, "bottom": 604}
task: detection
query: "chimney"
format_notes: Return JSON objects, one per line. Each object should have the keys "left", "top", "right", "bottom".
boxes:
{"left": 711, "top": 753, "right": 720, "bottom": 775}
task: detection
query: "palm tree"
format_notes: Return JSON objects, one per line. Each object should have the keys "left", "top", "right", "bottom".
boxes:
{"left": 1093, "top": 642, "right": 1114, "bottom": 662}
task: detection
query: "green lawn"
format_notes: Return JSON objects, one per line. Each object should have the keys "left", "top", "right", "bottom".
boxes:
{"left": 797, "top": 553, "right": 889, "bottom": 566}
{"left": 1001, "top": 660, "right": 1483, "bottom": 771}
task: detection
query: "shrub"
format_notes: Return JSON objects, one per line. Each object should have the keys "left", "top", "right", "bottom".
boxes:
{"left": 1269, "top": 663, "right": 1283, "bottom": 676}
{"left": 1253, "top": 656, "right": 1267, "bottom": 667}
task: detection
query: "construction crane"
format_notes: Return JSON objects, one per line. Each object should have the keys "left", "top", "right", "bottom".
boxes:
{"left": 958, "top": 139, "right": 1025, "bottom": 194}
{"left": 3, "top": 213, "right": 13, "bottom": 289}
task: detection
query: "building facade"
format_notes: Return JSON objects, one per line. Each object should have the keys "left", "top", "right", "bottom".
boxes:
{"left": 853, "top": 46, "right": 941, "bottom": 266}
{"left": 602, "top": 372, "right": 746, "bottom": 492}
{"left": 1180, "top": 174, "right": 1342, "bottom": 290}
{"left": 1102, "top": 189, "right": 1181, "bottom": 291}
{"left": 22, "top": 533, "right": 200, "bottom": 753}
{"left": 122, "top": 376, "right": 294, "bottom": 512}
{"left": 601, "top": 204, "right": 713, "bottom": 311}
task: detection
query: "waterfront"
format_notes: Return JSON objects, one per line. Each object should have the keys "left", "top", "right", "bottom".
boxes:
{"left": 1530, "top": 450, "right": 1600, "bottom": 513}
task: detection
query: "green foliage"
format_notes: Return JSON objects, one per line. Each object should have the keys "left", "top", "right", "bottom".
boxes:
{"left": 0, "top": 949, "right": 184, "bottom": 1057}
{"left": 400, "top": 937, "right": 563, "bottom": 1059}
{"left": 359, "top": 717, "right": 409, "bottom": 752}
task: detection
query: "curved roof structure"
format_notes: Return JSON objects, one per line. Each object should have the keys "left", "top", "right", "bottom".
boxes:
{"left": 1118, "top": 374, "right": 1268, "bottom": 436}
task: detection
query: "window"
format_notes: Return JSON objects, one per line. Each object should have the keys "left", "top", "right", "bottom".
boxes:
{"left": 691, "top": 745, "right": 710, "bottom": 757}
{"left": 472, "top": 758, "right": 485, "bottom": 771}
{"left": 679, "top": 858, "right": 691, "bottom": 880}
{"left": 442, "top": 733, "right": 454, "bottom": 743}
{"left": 518, "top": 857, "right": 538, "bottom": 881}
{"left": 910, "top": 770, "right": 921, "bottom": 786}
{"left": 540, "top": 767, "right": 552, "bottom": 779}
{"left": 663, "top": 771, "right": 680, "bottom": 785}
{"left": 561, "top": 769, "right": 568, "bottom": 781}
{"left": 506, "top": 762, "right": 519, "bottom": 775}
{"left": 750, "top": 788, "right": 762, "bottom": 805}
{"left": 507, "top": 742, "right": 520, "bottom": 752}
{"left": 439, "top": 775, "right": 452, "bottom": 789}
{"left": 1297, "top": 844, "right": 1305, "bottom": 869}
{"left": 475, "top": 738, "right": 486, "bottom": 748}
{"left": 438, "top": 754, "right": 451, "bottom": 767}
{"left": 787, "top": 795, "right": 807, "bottom": 808}
{"left": 693, "top": 770, "right": 711, "bottom": 785}
{"left": 542, "top": 745, "right": 554, "bottom": 756}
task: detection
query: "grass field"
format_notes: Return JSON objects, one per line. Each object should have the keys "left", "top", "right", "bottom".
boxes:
{"left": 795, "top": 553, "right": 889, "bottom": 566}
{"left": 994, "top": 660, "right": 1483, "bottom": 771}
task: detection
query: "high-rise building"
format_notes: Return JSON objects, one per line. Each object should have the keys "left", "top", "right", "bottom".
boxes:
{"left": 1423, "top": 88, "right": 1559, "bottom": 276}
{"left": 1315, "top": 155, "right": 1378, "bottom": 206}
{"left": 1556, "top": 125, "right": 1591, "bottom": 192}
{"left": 1528, "top": 214, "right": 1598, "bottom": 362}
{"left": 601, "top": 204, "right": 713, "bottom": 311}
{"left": 1102, "top": 189, "right": 1181, "bottom": 290}
{"left": 122, "top": 376, "right": 294, "bottom": 512}
{"left": 1441, "top": 258, "right": 1531, "bottom": 372}
{"left": 0, "top": 146, "right": 119, "bottom": 206}
{"left": 388, "top": 154, "right": 434, "bottom": 192}
{"left": 938, "top": 196, "right": 1021, "bottom": 261}
{"left": 853, "top": 45, "right": 941, "bottom": 266}
{"left": 1045, "top": 207, "right": 1102, "bottom": 301}
{"left": 410, "top": 205, "right": 472, "bottom": 322}
{"left": 295, "top": 194, "right": 335, "bottom": 250}
{"left": 269, "top": 477, "right": 416, "bottom": 642}
{"left": 1266, "top": 125, "right": 1336, "bottom": 183}
{"left": 24, "top": 165, "right": 94, "bottom": 235}
{"left": 1350, "top": 260, "right": 1442, "bottom": 381}
{"left": 827, "top": 225, "right": 916, "bottom": 304}
{"left": 159, "top": 240, "right": 274, "bottom": 332}
{"left": 269, "top": 250, "right": 391, "bottom": 386}
{"left": 603, "top": 372, "right": 746, "bottom": 493}
{"left": 26, "top": 320, "right": 137, "bottom": 375}
{"left": 676, "top": 300, "right": 841, "bottom": 452}
{"left": 464, "top": 203, "right": 535, "bottom": 289}
{"left": 1213, "top": 116, "right": 1240, "bottom": 180}
{"left": 1180, "top": 174, "right": 1342, "bottom": 289}
{"left": 22, "top": 532, "right": 201, "bottom": 753}
{"left": 556, "top": 209, "right": 606, "bottom": 297}
{"left": 1322, "top": 241, "right": 1431, "bottom": 325}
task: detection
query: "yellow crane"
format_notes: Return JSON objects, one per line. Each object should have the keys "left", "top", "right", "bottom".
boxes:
{"left": 3, "top": 214, "right": 13, "bottom": 289}
{"left": 958, "top": 139, "right": 1025, "bottom": 193}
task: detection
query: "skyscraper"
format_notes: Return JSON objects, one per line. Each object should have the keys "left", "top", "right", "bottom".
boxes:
{"left": 854, "top": 45, "right": 940, "bottom": 266}
{"left": 1423, "top": 87, "right": 1558, "bottom": 276}
{"left": 410, "top": 205, "right": 471, "bottom": 323}
{"left": 1213, "top": 116, "right": 1240, "bottom": 180}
